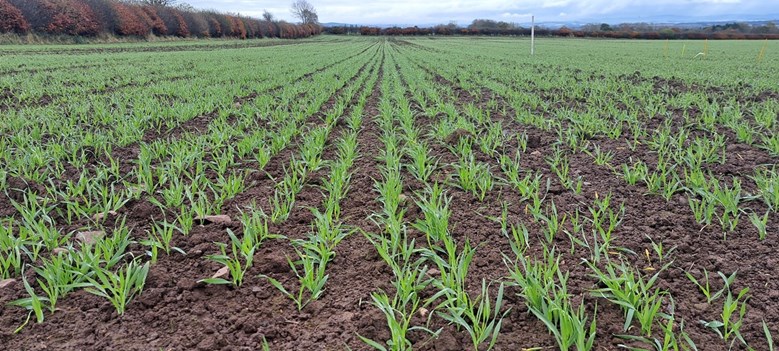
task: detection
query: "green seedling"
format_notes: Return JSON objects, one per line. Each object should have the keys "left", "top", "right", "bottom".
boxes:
{"left": 684, "top": 270, "right": 735, "bottom": 304}
{"left": 80, "top": 260, "right": 150, "bottom": 315}
{"left": 199, "top": 229, "right": 257, "bottom": 287}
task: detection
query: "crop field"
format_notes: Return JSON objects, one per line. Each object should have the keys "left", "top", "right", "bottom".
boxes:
{"left": 0, "top": 36, "right": 777, "bottom": 350}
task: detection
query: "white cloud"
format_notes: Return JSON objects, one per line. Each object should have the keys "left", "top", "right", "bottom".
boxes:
{"left": 183, "top": 0, "right": 778, "bottom": 25}
{"left": 542, "top": 0, "right": 572, "bottom": 8}
{"left": 500, "top": 12, "right": 532, "bottom": 19}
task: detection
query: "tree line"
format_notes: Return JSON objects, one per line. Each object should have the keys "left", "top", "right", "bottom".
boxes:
{"left": 0, "top": 0, "right": 322, "bottom": 39}
{"left": 326, "top": 18, "right": 779, "bottom": 39}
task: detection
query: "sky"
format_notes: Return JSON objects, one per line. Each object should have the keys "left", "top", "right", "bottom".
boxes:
{"left": 182, "top": 0, "right": 779, "bottom": 26}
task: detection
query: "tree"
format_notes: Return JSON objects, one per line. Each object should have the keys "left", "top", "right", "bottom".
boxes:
{"left": 111, "top": 1, "right": 150, "bottom": 36}
{"left": 469, "top": 19, "right": 498, "bottom": 30}
{"left": 179, "top": 9, "right": 207, "bottom": 37}
{"left": 0, "top": 0, "right": 29, "bottom": 33}
{"left": 659, "top": 28, "right": 675, "bottom": 39}
{"left": 557, "top": 26, "right": 573, "bottom": 36}
{"left": 4, "top": 0, "right": 321, "bottom": 39}
{"left": 141, "top": 5, "right": 168, "bottom": 35}
{"left": 290, "top": 0, "right": 318, "bottom": 25}
{"left": 580, "top": 23, "right": 599, "bottom": 32}
{"left": 262, "top": 10, "right": 274, "bottom": 22}
{"left": 10, "top": 0, "right": 101, "bottom": 35}
{"left": 767, "top": 21, "right": 778, "bottom": 33}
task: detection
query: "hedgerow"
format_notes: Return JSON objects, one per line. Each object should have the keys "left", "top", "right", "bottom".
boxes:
{"left": 2, "top": 0, "right": 321, "bottom": 39}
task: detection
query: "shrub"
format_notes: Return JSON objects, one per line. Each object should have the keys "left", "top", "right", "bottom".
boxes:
{"left": 263, "top": 21, "right": 278, "bottom": 38}
{"left": 111, "top": 2, "right": 149, "bottom": 37}
{"left": 244, "top": 18, "right": 260, "bottom": 38}
{"left": 45, "top": 0, "right": 100, "bottom": 36}
{"left": 141, "top": 5, "right": 167, "bottom": 36}
{"left": 10, "top": 0, "right": 100, "bottom": 36}
{"left": 231, "top": 17, "right": 247, "bottom": 39}
{"left": 6, "top": 0, "right": 320, "bottom": 39}
{"left": 83, "top": 0, "right": 113, "bottom": 33}
{"left": 157, "top": 6, "right": 188, "bottom": 37}
{"left": 0, "top": 0, "right": 29, "bottom": 33}
{"left": 217, "top": 14, "right": 234, "bottom": 37}
{"left": 208, "top": 17, "right": 221, "bottom": 37}
{"left": 180, "top": 10, "right": 207, "bottom": 37}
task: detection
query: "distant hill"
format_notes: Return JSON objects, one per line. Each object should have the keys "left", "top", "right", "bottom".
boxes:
{"left": 323, "top": 17, "right": 779, "bottom": 30}
{"left": 643, "top": 19, "right": 779, "bottom": 29}
{"left": 322, "top": 22, "right": 353, "bottom": 27}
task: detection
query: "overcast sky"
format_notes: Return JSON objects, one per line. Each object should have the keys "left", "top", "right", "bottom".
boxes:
{"left": 183, "top": 0, "right": 779, "bottom": 25}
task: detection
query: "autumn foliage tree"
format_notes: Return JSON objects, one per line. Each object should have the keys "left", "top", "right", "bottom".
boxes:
{"left": 9, "top": 0, "right": 100, "bottom": 35}
{"left": 157, "top": 6, "right": 189, "bottom": 37}
{"left": 111, "top": 1, "right": 149, "bottom": 36}
{"left": 1, "top": 0, "right": 321, "bottom": 39}
{"left": 206, "top": 16, "right": 221, "bottom": 37}
{"left": 0, "top": 0, "right": 29, "bottom": 33}
{"left": 217, "top": 14, "right": 234, "bottom": 37}
{"left": 180, "top": 10, "right": 208, "bottom": 37}
{"left": 231, "top": 16, "right": 247, "bottom": 39}
{"left": 141, "top": 5, "right": 167, "bottom": 36}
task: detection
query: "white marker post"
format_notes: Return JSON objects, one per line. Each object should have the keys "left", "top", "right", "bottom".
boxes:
{"left": 531, "top": 15, "right": 535, "bottom": 55}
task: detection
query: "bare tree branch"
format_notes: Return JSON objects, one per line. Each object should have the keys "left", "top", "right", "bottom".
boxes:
{"left": 142, "top": 0, "right": 178, "bottom": 6}
{"left": 262, "top": 10, "right": 274, "bottom": 22}
{"left": 290, "top": 0, "right": 318, "bottom": 25}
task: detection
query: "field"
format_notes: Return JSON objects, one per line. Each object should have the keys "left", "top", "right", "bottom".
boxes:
{"left": 0, "top": 36, "right": 778, "bottom": 350}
